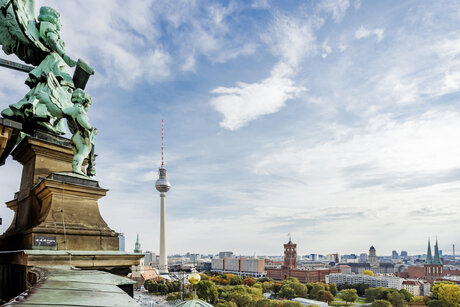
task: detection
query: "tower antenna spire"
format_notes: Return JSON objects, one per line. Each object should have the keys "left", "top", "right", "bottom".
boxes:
{"left": 161, "top": 119, "right": 164, "bottom": 167}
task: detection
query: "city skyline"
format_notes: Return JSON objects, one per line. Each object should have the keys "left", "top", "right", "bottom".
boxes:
{"left": 1, "top": 0, "right": 460, "bottom": 255}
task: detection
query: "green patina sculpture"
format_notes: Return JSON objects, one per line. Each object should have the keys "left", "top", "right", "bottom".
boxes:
{"left": 0, "top": 0, "right": 96, "bottom": 176}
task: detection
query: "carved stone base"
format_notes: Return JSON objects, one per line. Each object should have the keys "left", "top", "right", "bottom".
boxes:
{"left": 0, "top": 131, "right": 119, "bottom": 251}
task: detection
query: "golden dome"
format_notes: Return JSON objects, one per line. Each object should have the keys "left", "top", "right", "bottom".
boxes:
{"left": 188, "top": 272, "right": 201, "bottom": 285}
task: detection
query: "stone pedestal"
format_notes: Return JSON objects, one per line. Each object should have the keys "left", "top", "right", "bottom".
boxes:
{"left": 0, "top": 131, "right": 119, "bottom": 251}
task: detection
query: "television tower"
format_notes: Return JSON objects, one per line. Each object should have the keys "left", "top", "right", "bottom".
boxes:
{"left": 155, "top": 120, "right": 171, "bottom": 275}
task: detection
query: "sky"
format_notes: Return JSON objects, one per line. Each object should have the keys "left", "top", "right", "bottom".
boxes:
{"left": 1, "top": 0, "right": 460, "bottom": 257}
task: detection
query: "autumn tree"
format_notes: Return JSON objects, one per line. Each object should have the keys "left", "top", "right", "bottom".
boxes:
{"left": 363, "top": 270, "right": 374, "bottom": 276}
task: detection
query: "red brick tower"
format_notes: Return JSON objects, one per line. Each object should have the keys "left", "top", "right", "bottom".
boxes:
{"left": 283, "top": 237, "right": 297, "bottom": 269}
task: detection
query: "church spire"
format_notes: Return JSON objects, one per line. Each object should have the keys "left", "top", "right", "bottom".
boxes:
{"left": 434, "top": 238, "right": 442, "bottom": 265}
{"left": 426, "top": 239, "right": 433, "bottom": 265}
{"left": 134, "top": 233, "right": 142, "bottom": 253}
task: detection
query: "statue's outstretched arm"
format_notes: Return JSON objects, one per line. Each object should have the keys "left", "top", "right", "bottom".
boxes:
{"left": 46, "top": 31, "right": 76, "bottom": 67}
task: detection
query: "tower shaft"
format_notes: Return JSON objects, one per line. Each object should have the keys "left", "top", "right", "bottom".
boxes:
{"left": 159, "top": 192, "right": 168, "bottom": 274}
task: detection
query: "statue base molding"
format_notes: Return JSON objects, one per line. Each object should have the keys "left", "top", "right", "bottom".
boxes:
{"left": 0, "top": 130, "right": 119, "bottom": 251}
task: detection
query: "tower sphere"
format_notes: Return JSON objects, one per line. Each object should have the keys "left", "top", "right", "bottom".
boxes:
{"left": 156, "top": 167, "right": 171, "bottom": 192}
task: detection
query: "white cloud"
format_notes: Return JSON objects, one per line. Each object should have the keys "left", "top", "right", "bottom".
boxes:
{"left": 319, "top": 0, "right": 351, "bottom": 23}
{"left": 210, "top": 75, "right": 304, "bottom": 130}
{"left": 321, "top": 39, "right": 332, "bottom": 58}
{"left": 355, "top": 25, "right": 384, "bottom": 42}
{"left": 211, "top": 14, "right": 315, "bottom": 130}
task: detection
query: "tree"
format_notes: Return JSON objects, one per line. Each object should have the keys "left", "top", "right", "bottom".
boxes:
{"left": 340, "top": 289, "right": 359, "bottom": 305}
{"left": 437, "top": 284, "right": 460, "bottom": 306}
{"left": 279, "top": 285, "right": 296, "bottom": 299}
{"left": 329, "top": 283, "right": 338, "bottom": 296}
{"left": 400, "top": 289, "right": 414, "bottom": 303}
{"left": 166, "top": 292, "right": 181, "bottom": 301}
{"left": 409, "top": 296, "right": 429, "bottom": 306}
{"left": 230, "top": 276, "right": 243, "bottom": 285}
{"left": 388, "top": 291, "right": 408, "bottom": 307}
{"left": 371, "top": 300, "right": 392, "bottom": 307}
{"left": 242, "top": 277, "right": 256, "bottom": 287}
{"left": 363, "top": 270, "right": 374, "bottom": 276}
{"left": 196, "top": 280, "right": 219, "bottom": 304}
{"left": 216, "top": 301, "right": 238, "bottom": 307}
{"left": 430, "top": 281, "right": 456, "bottom": 300}
{"left": 309, "top": 283, "right": 325, "bottom": 300}
{"left": 321, "top": 291, "right": 334, "bottom": 304}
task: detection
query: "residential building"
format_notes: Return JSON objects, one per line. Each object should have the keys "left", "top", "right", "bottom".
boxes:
{"left": 360, "top": 253, "right": 368, "bottom": 263}
{"left": 326, "top": 274, "right": 404, "bottom": 290}
{"left": 118, "top": 233, "right": 125, "bottom": 252}
{"left": 402, "top": 280, "right": 430, "bottom": 296}
{"left": 211, "top": 257, "right": 265, "bottom": 277}
{"left": 392, "top": 251, "right": 398, "bottom": 259}
{"left": 401, "top": 251, "right": 408, "bottom": 258}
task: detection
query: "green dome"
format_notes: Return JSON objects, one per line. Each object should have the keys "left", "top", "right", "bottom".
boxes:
{"left": 174, "top": 299, "right": 214, "bottom": 307}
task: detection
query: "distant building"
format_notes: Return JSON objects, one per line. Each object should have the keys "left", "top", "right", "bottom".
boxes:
{"left": 119, "top": 233, "right": 125, "bottom": 252}
{"left": 266, "top": 238, "right": 340, "bottom": 283}
{"left": 144, "top": 251, "right": 153, "bottom": 266}
{"left": 360, "top": 253, "right": 368, "bottom": 263}
{"left": 368, "top": 246, "right": 377, "bottom": 265}
{"left": 134, "top": 233, "right": 142, "bottom": 253}
{"left": 392, "top": 251, "right": 398, "bottom": 259}
{"left": 190, "top": 254, "right": 201, "bottom": 263}
{"left": 211, "top": 257, "right": 265, "bottom": 277}
{"left": 402, "top": 280, "right": 431, "bottom": 296}
{"left": 400, "top": 251, "right": 408, "bottom": 258}
{"left": 424, "top": 239, "right": 443, "bottom": 281}
{"left": 326, "top": 274, "right": 404, "bottom": 290}
{"left": 219, "top": 251, "right": 233, "bottom": 259}
{"left": 336, "top": 265, "right": 352, "bottom": 275}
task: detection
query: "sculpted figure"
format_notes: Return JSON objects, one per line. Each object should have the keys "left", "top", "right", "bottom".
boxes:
{"left": 0, "top": 1, "right": 96, "bottom": 176}
{"left": 63, "top": 89, "right": 97, "bottom": 176}
{"left": 1, "top": 5, "right": 76, "bottom": 134}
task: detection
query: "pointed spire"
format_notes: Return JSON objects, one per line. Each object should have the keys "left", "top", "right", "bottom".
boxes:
{"left": 161, "top": 119, "right": 165, "bottom": 168}
{"left": 426, "top": 239, "right": 433, "bottom": 265}
{"left": 134, "top": 233, "right": 142, "bottom": 253}
{"left": 434, "top": 238, "right": 442, "bottom": 265}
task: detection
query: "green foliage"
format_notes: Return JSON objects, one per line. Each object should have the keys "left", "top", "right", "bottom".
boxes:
{"left": 330, "top": 283, "right": 338, "bottom": 296}
{"left": 426, "top": 300, "right": 443, "bottom": 307}
{"left": 219, "top": 284, "right": 264, "bottom": 307}
{"left": 437, "top": 284, "right": 460, "bottom": 306}
{"left": 166, "top": 292, "right": 181, "bottom": 301}
{"left": 196, "top": 280, "right": 219, "bottom": 304}
{"left": 430, "top": 281, "right": 456, "bottom": 300}
{"left": 309, "top": 283, "right": 326, "bottom": 300}
{"left": 340, "top": 289, "right": 359, "bottom": 304}
{"left": 388, "top": 291, "right": 408, "bottom": 307}
{"left": 400, "top": 289, "right": 414, "bottom": 302}
{"left": 279, "top": 286, "right": 296, "bottom": 299}
{"left": 321, "top": 290, "right": 334, "bottom": 303}
{"left": 257, "top": 277, "right": 273, "bottom": 283}
{"left": 371, "top": 300, "right": 392, "bottom": 307}
{"left": 145, "top": 279, "right": 180, "bottom": 295}
{"left": 230, "top": 276, "right": 243, "bottom": 285}
{"left": 278, "top": 277, "right": 308, "bottom": 299}
{"left": 339, "top": 282, "right": 370, "bottom": 296}
{"left": 409, "top": 296, "right": 429, "bottom": 305}
{"left": 262, "top": 281, "right": 275, "bottom": 293}
{"left": 216, "top": 300, "right": 238, "bottom": 307}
